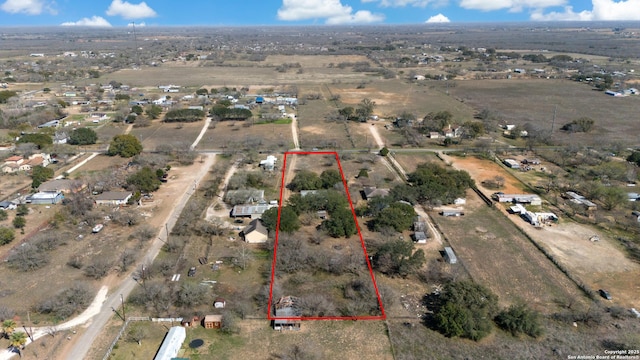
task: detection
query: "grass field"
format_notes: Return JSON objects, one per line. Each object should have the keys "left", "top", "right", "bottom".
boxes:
{"left": 432, "top": 192, "right": 586, "bottom": 313}
{"left": 195, "top": 120, "right": 293, "bottom": 151}
{"left": 130, "top": 119, "right": 204, "bottom": 150}
{"left": 446, "top": 78, "right": 640, "bottom": 146}
{"left": 106, "top": 57, "right": 373, "bottom": 88}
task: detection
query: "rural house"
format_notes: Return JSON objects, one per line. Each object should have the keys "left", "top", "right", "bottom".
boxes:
{"left": 492, "top": 193, "right": 542, "bottom": 206}
{"left": 413, "top": 231, "right": 429, "bottom": 244}
{"left": 95, "top": 191, "right": 133, "bottom": 206}
{"left": 231, "top": 202, "right": 277, "bottom": 219}
{"left": 214, "top": 298, "right": 226, "bottom": 309}
{"left": 240, "top": 219, "right": 269, "bottom": 243}
{"left": 362, "top": 187, "right": 390, "bottom": 200}
{"left": 38, "top": 179, "right": 85, "bottom": 194}
{"left": 153, "top": 326, "right": 186, "bottom": 360}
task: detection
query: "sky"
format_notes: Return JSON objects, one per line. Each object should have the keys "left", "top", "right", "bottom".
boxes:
{"left": 0, "top": 0, "right": 640, "bottom": 27}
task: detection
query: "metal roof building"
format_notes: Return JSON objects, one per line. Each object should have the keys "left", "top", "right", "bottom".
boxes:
{"left": 153, "top": 326, "right": 186, "bottom": 360}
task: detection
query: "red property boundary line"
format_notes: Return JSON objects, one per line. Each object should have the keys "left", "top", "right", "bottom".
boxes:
{"left": 267, "top": 151, "right": 386, "bottom": 321}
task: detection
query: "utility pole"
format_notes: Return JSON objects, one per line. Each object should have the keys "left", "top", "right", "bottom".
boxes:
{"left": 131, "top": 22, "right": 140, "bottom": 66}
{"left": 550, "top": 104, "right": 557, "bottom": 136}
{"left": 120, "top": 294, "right": 126, "bottom": 322}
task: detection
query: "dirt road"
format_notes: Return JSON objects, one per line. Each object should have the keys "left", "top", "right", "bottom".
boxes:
{"left": 61, "top": 154, "right": 217, "bottom": 360}
{"left": 291, "top": 114, "right": 300, "bottom": 150}
{"left": 191, "top": 117, "right": 212, "bottom": 150}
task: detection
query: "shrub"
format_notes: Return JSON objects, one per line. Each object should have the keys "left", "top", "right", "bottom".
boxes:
{"left": 35, "top": 283, "right": 93, "bottom": 320}
{"left": 495, "top": 304, "right": 543, "bottom": 338}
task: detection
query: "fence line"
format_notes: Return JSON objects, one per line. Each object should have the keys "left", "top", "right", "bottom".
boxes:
{"left": 102, "top": 317, "right": 152, "bottom": 359}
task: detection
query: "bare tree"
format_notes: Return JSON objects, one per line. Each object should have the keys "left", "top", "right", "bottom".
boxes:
{"left": 235, "top": 243, "right": 254, "bottom": 270}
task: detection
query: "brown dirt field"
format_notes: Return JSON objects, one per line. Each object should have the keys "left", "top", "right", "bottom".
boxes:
{"left": 443, "top": 154, "right": 640, "bottom": 309}
{"left": 196, "top": 120, "right": 293, "bottom": 151}
{"left": 108, "top": 60, "right": 372, "bottom": 88}
{"left": 433, "top": 189, "right": 586, "bottom": 313}
{"left": 442, "top": 153, "right": 526, "bottom": 194}
{"left": 525, "top": 221, "right": 640, "bottom": 309}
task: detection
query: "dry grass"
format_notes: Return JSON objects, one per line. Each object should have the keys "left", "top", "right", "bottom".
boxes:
{"left": 130, "top": 120, "right": 203, "bottom": 150}
{"left": 196, "top": 120, "right": 293, "bottom": 151}
{"left": 433, "top": 191, "right": 586, "bottom": 313}
{"left": 447, "top": 79, "right": 640, "bottom": 146}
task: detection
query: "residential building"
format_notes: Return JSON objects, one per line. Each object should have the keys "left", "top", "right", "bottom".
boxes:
{"left": 231, "top": 202, "right": 277, "bottom": 219}
{"left": 492, "top": 193, "right": 542, "bottom": 206}
{"left": 95, "top": 191, "right": 132, "bottom": 206}
{"left": 153, "top": 326, "right": 186, "bottom": 360}
{"left": 362, "top": 187, "right": 390, "bottom": 200}
{"left": 240, "top": 219, "right": 269, "bottom": 243}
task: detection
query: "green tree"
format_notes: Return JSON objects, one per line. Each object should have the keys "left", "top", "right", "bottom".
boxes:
{"left": 599, "top": 186, "right": 627, "bottom": 210}
{"left": 69, "top": 127, "right": 98, "bottom": 145}
{"left": 31, "top": 165, "right": 54, "bottom": 189}
{"left": 131, "top": 105, "right": 143, "bottom": 115}
{"left": 379, "top": 147, "right": 389, "bottom": 156}
{"left": 321, "top": 207, "right": 356, "bottom": 238}
{"left": 261, "top": 206, "right": 299, "bottom": 234}
{"left": 16, "top": 205, "right": 28, "bottom": 217}
{"left": 434, "top": 280, "right": 499, "bottom": 341}
{"left": 127, "top": 167, "right": 162, "bottom": 193}
{"left": 0, "top": 227, "right": 15, "bottom": 245}
{"left": 627, "top": 151, "right": 640, "bottom": 166}
{"left": 371, "top": 202, "right": 416, "bottom": 232}
{"left": 17, "top": 133, "right": 52, "bottom": 149}
{"left": 0, "top": 209, "right": 7, "bottom": 221}
{"left": 495, "top": 304, "right": 543, "bottom": 338}
{"left": 115, "top": 94, "right": 130, "bottom": 101}
{"left": 0, "top": 90, "right": 17, "bottom": 104}
{"left": 373, "top": 240, "right": 425, "bottom": 277}
{"left": 107, "top": 134, "right": 143, "bottom": 157}
{"left": 288, "top": 170, "right": 322, "bottom": 192}
{"left": 338, "top": 106, "right": 355, "bottom": 121}
{"left": 195, "top": 88, "right": 209, "bottom": 96}
{"left": 145, "top": 104, "right": 163, "bottom": 119}
{"left": 12, "top": 216, "right": 25, "bottom": 232}
{"left": 462, "top": 121, "right": 485, "bottom": 139}
{"left": 320, "top": 169, "right": 342, "bottom": 189}
{"left": 356, "top": 98, "right": 376, "bottom": 122}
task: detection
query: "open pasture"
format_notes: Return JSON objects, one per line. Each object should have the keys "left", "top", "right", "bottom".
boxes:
{"left": 446, "top": 79, "right": 640, "bottom": 146}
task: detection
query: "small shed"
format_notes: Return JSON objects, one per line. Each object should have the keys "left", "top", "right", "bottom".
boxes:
{"left": 413, "top": 231, "right": 428, "bottom": 244}
{"left": 214, "top": 298, "right": 226, "bottom": 309}
{"left": 255, "top": 96, "right": 264, "bottom": 104}
{"left": 443, "top": 247, "right": 457, "bottom": 264}
{"left": 441, "top": 209, "right": 464, "bottom": 217}
{"left": 203, "top": 314, "right": 222, "bottom": 329}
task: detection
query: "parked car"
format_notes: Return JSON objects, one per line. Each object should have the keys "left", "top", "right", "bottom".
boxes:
{"left": 599, "top": 289, "right": 612, "bottom": 300}
{"left": 188, "top": 267, "right": 196, "bottom": 277}
{"left": 92, "top": 224, "right": 104, "bottom": 233}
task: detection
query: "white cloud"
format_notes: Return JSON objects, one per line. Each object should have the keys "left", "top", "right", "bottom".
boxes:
{"left": 459, "top": 0, "right": 566, "bottom": 12}
{"left": 106, "top": 0, "right": 157, "bottom": 19}
{"left": 532, "top": 0, "right": 640, "bottom": 20}
{"left": 326, "top": 10, "right": 385, "bottom": 24}
{"left": 426, "top": 13, "right": 451, "bottom": 22}
{"left": 61, "top": 16, "right": 113, "bottom": 27}
{"left": 0, "top": 0, "right": 55, "bottom": 15}
{"left": 278, "top": 0, "right": 384, "bottom": 24}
